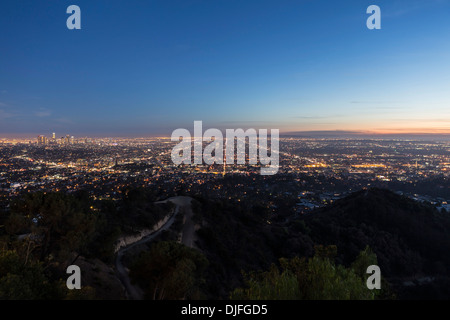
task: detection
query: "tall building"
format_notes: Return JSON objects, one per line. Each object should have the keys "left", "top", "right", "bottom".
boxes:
{"left": 51, "top": 132, "right": 56, "bottom": 144}
{"left": 37, "top": 135, "right": 48, "bottom": 145}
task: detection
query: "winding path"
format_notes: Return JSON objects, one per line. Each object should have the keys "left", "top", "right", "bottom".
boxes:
{"left": 114, "top": 196, "right": 193, "bottom": 300}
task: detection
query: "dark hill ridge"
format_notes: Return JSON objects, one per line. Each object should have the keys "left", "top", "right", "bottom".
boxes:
{"left": 192, "top": 187, "right": 450, "bottom": 299}
{"left": 301, "top": 188, "right": 450, "bottom": 280}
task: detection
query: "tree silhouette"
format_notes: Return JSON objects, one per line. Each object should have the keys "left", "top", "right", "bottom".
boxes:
{"left": 129, "top": 241, "right": 208, "bottom": 300}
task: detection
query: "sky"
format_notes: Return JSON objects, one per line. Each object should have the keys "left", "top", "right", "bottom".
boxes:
{"left": 1, "top": 0, "right": 450, "bottom": 137}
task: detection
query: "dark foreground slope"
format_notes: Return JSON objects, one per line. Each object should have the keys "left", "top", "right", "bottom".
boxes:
{"left": 3, "top": 187, "right": 448, "bottom": 299}
{"left": 300, "top": 188, "right": 450, "bottom": 299}
{"left": 194, "top": 188, "right": 450, "bottom": 299}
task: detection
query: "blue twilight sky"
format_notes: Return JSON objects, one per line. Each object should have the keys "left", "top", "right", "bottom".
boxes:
{"left": 0, "top": 0, "right": 450, "bottom": 137}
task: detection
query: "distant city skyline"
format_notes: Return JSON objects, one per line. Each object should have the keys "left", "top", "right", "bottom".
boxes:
{"left": 1, "top": 130, "right": 449, "bottom": 142}
{"left": 1, "top": 0, "right": 450, "bottom": 137}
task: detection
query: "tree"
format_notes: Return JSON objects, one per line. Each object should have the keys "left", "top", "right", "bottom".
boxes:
{"left": 231, "top": 246, "right": 380, "bottom": 300}
{"left": 351, "top": 245, "right": 378, "bottom": 278}
{"left": 129, "top": 241, "right": 208, "bottom": 300}
{"left": 0, "top": 249, "right": 58, "bottom": 299}
{"left": 231, "top": 265, "right": 300, "bottom": 300}
{"left": 8, "top": 192, "right": 97, "bottom": 263}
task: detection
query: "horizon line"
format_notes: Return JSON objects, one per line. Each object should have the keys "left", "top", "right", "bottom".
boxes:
{"left": 1, "top": 130, "right": 449, "bottom": 141}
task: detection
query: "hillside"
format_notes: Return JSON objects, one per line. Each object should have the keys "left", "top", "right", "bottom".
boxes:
{"left": 193, "top": 188, "right": 450, "bottom": 299}
{"left": 298, "top": 188, "right": 450, "bottom": 298}
{"left": 2, "top": 187, "right": 449, "bottom": 299}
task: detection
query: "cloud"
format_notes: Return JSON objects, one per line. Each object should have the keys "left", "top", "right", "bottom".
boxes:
{"left": 350, "top": 101, "right": 403, "bottom": 104}
{"left": 293, "top": 115, "right": 344, "bottom": 119}
{"left": 282, "top": 130, "right": 371, "bottom": 137}
{"left": 293, "top": 116, "right": 327, "bottom": 119}
{"left": 55, "top": 117, "right": 74, "bottom": 124}
{"left": 218, "top": 120, "right": 273, "bottom": 124}
{"left": 373, "top": 127, "right": 450, "bottom": 133}
{"left": 390, "top": 118, "right": 450, "bottom": 123}
{"left": 349, "top": 101, "right": 407, "bottom": 110}
{"left": 0, "top": 109, "right": 15, "bottom": 120}
{"left": 383, "top": 0, "right": 448, "bottom": 18}
{"left": 35, "top": 108, "right": 52, "bottom": 117}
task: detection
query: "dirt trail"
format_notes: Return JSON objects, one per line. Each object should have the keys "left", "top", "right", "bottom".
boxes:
{"left": 115, "top": 196, "right": 193, "bottom": 300}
